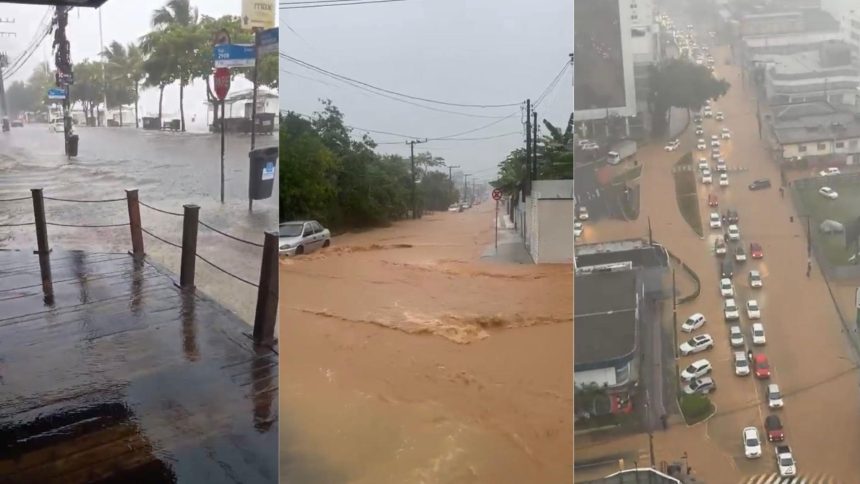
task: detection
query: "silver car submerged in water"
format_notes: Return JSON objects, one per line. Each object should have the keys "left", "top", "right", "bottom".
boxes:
{"left": 279, "top": 220, "right": 331, "bottom": 256}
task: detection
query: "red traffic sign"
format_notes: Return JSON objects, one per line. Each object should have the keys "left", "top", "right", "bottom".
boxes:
{"left": 492, "top": 188, "right": 502, "bottom": 201}
{"left": 213, "top": 68, "right": 231, "bottom": 101}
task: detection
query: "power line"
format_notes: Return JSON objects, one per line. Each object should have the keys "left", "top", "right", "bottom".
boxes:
{"left": 280, "top": 0, "right": 407, "bottom": 10}
{"left": 534, "top": 61, "right": 570, "bottom": 108}
{"left": 280, "top": 54, "right": 523, "bottom": 108}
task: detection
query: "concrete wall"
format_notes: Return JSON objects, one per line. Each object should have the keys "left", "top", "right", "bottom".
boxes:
{"left": 536, "top": 199, "right": 574, "bottom": 264}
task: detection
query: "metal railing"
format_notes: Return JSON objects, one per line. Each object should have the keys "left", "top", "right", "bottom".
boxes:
{"left": 0, "top": 188, "right": 278, "bottom": 347}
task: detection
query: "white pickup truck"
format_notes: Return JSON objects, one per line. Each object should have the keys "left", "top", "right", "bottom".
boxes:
{"left": 775, "top": 445, "right": 796, "bottom": 477}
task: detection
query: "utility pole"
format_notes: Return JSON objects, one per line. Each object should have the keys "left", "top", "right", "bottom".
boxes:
{"left": 250, "top": 27, "right": 261, "bottom": 150}
{"left": 407, "top": 139, "right": 427, "bottom": 219}
{"left": 532, "top": 110, "right": 538, "bottom": 180}
{"left": 447, "top": 164, "right": 460, "bottom": 201}
{"left": 0, "top": 18, "right": 14, "bottom": 124}
{"left": 98, "top": 8, "right": 106, "bottom": 127}
{"left": 463, "top": 173, "right": 471, "bottom": 204}
{"left": 525, "top": 99, "right": 532, "bottom": 196}
{"left": 53, "top": 7, "right": 75, "bottom": 157}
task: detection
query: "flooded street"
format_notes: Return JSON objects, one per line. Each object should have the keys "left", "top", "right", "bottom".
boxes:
{"left": 576, "top": 45, "right": 860, "bottom": 483}
{"left": 281, "top": 202, "right": 573, "bottom": 483}
{"left": 0, "top": 125, "right": 278, "bottom": 323}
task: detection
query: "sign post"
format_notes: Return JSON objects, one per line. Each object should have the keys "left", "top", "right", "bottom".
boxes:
{"left": 214, "top": 67, "right": 231, "bottom": 204}
{"left": 492, "top": 188, "right": 502, "bottom": 252}
{"left": 855, "top": 288, "right": 860, "bottom": 328}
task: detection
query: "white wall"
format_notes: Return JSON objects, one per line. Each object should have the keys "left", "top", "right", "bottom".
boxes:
{"left": 536, "top": 199, "right": 574, "bottom": 263}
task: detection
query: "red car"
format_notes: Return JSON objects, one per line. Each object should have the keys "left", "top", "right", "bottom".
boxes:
{"left": 708, "top": 194, "right": 718, "bottom": 207}
{"left": 750, "top": 242, "right": 763, "bottom": 259}
{"left": 765, "top": 414, "right": 784, "bottom": 442}
{"left": 753, "top": 354, "right": 771, "bottom": 379}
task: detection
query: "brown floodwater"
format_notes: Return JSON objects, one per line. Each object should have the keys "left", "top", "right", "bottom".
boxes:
{"left": 281, "top": 202, "right": 573, "bottom": 483}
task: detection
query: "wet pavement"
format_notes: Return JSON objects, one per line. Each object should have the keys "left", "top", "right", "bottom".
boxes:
{"left": 0, "top": 125, "right": 278, "bottom": 323}
{"left": 281, "top": 202, "right": 573, "bottom": 483}
{"left": 0, "top": 250, "right": 277, "bottom": 483}
{"left": 576, "top": 43, "right": 860, "bottom": 483}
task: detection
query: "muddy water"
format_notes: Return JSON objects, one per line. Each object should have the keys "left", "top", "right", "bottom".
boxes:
{"left": 281, "top": 202, "right": 573, "bottom": 483}
{"left": 0, "top": 125, "right": 277, "bottom": 322}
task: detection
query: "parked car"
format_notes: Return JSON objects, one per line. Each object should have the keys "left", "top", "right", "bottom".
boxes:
{"left": 750, "top": 242, "right": 763, "bottom": 259}
{"left": 767, "top": 383, "right": 784, "bottom": 408}
{"left": 720, "top": 127, "right": 731, "bottom": 139}
{"left": 682, "top": 376, "right": 716, "bottom": 395}
{"left": 279, "top": 220, "right": 332, "bottom": 256}
{"left": 682, "top": 313, "right": 707, "bottom": 332}
{"left": 724, "top": 298, "right": 740, "bottom": 320}
{"left": 727, "top": 224, "right": 740, "bottom": 241}
{"left": 729, "top": 325, "right": 744, "bottom": 347}
{"left": 448, "top": 203, "right": 463, "bottom": 212}
{"left": 719, "top": 173, "right": 729, "bottom": 186}
{"left": 607, "top": 151, "right": 622, "bottom": 165}
{"left": 720, "top": 277, "right": 734, "bottom": 297}
{"left": 775, "top": 445, "right": 797, "bottom": 477}
{"left": 752, "top": 323, "right": 766, "bottom": 345}
{"left": 11, "top": 119, "right": 23, "bottom": 127}
{"left": 708, "top": 194, "right": 718, "bottom": 207}
{"left": 764, "top": 414, "right": 785, "bottom": 442}
{"left": 734, "top": 351, "right": 750, "bottom": 376}
{"left": 743, "top": 427, "right": 762, "bottom": 459}
{"left": 746, "top": 299, "right": 761, "bottom": 319}
{"left": 748, "top": 179, "right": 771, "bottom": 191}
{"left": 578, "top": 206, "right": 589, "bottom": 221}
{"left": 734, "top": 246, "right": 747, "bottom": 263}
{"left": 681, "top": 359, "right": 712, "bottom": 380}
{"left": 819, "top": 167, "right": 840, "bottom": 177}
{"left": 665, "top": 139, "right": 681, "bottom": 151}
{"left": 753, "top": 353, "right": 771, "bottom": 378}
{"left": 680, "top": 334, "right": 715, "bottom": 356}
{"left": 749, "top": 270, "right": 763, "bottom": 288}
{"left": 702, "top": 169, "right": 712, "bottom": 184}
{"left": 819, "top": 186, "right": 838, "bottom": 199}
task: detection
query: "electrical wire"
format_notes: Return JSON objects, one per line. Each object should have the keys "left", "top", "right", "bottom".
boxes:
{"left": 534, "top": 61, "right": 571, "bottom": 108}
{"left": 2, "top": 8, "right": 51, "bottom": 80}
{"left": 281, "top": 0, "right": 407, "bottom": 10}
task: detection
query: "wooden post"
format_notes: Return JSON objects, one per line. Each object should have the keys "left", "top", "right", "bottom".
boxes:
{"left": 126, "top": 189, "right": 144, "bottom": 257}
{"left": 253, "top": 230, "right": 278, "bottom": 345}
{"left": 179, "top": 204, "right": 200, "bottom": 289}
{"left": 31, "top": 188, "right": 50, "bottom": 255}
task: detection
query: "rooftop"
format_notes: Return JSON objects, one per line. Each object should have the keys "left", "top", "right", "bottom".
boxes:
{"left": 754, "top": 48, "right": 857, "bottom": 78}
{"left": 576, "top": 239, "right": 668, "bottom": 269}
{"left": 739, "top": 8, "right": 839, "bottom": 34}
{"left": 770, "top": 102, "right": 860, "bottom": 144}
{"left": 575, "top": 270, "right": 638, "bottom": 366}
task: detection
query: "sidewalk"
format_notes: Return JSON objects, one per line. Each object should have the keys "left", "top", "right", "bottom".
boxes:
{"left": 480, "top": 214, "right": 534, "bottom": 264}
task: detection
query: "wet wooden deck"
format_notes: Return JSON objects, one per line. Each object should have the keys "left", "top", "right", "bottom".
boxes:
{"left": 0, "top": 250, "right": 278, "bottom": 484}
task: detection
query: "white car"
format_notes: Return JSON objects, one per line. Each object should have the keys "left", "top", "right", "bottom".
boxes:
{"left": 743, "top": 427, "right": 762, "bottom": 459}
{"left": 724, "top": 298, "right": 740, "bottom": 320}
{"left": 751, "top": 322, "right": 766, "bottom": 345}
{"left": 721, "top": 127, "right": 731, "bottom": 139}
{"left": 704, "top": 109, "right": 713, "bottom": 118}
{"left": 681, "top": 359, "right": 712, "bottom": 381}
{"left": 710, "top": 135, "right": 720, "bottom": 147}
{"left": 697, "top": 139, "right": 707, "bottom": 150}
{"left": 749, "top": 270, "right": 763, "bottom": 288}
{"left": 729, "top": 325, "right": 744, "bottom": 347}
{"left": 819, "top": 167, "right": 840, "bottom": 177}
{"left": 767, "top": 383, "right": 784, "bottom": 408}
{"left": 719, "top": 173, "right": 729, "bottom": 186}
{"left": 695, "top": 126, "right": 704, "bottom": 136}
{"left": 279, "top": 220, "right": 332, "bottom": 256}
{"left": 819, "top": 186, "right": 838, "bottom": 199}
{"left": 680, "top": 334, "right": 715, "bottom": 356}
{"left": 710, "top": 149, "right": 721, "bottom": 160}
{"left": 698, "top": 158, "right": 709, "bottom": 170}
{"left": 734, "top": 351, "right": 750, "bottom": 376}
{"left": 682, "top": 376, "right": 716, "bottom": 395}
{"left": 719, "top": 277, "right": 733, "bottom": 297}
{"left": 710, "top": 212, "right": 722, "bottom": 229}
{"left": 574, "top": 221, "right": 583, "bottom": 238}
{"left": 727, "top": 224, "right": 740, "bottom": 241}
{"left": 681, "top": 313, "right": 707, "bottom": 332}
{"left": 746, "top": 299, "right": 761, "bottom": 319}
{"left": 775, "top": 445, "right": 797, "bottom": 477}
{"left": 665, "top": 139, "right": 680, "bottom": 151}
{"left": 715, "top": 112, "right": 725, "bottom": 121}
{"left": 578, "top": 206, "right": 589, "bottom": 220}
{"left": 716, "top": 160, "right": 727, "bottom": 172}
{"left": 702, "top": 169, "right": 712, "bottom": 184}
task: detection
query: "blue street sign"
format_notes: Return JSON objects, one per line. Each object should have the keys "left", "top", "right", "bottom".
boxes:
{"left": 258, "top": 27, "right": 278, "bottom": 55}
{"left": 47, "top": 87, "right": 66, "bottom": 100}
{"left": 213, "top": 43, "right": 255, "bottom": 68}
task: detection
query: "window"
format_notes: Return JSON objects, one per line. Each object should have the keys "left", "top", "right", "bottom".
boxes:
{"left": 799, "top": 145, "right": 808, "bottom": 153}
{"left": 836, "top": 141, "right": 845, "bottom": 149}
{"left": 818, "top": 143, "right": 827, "bottom": 151}
{"left": 616, "top": 363, "right": 630, "bottom": 384}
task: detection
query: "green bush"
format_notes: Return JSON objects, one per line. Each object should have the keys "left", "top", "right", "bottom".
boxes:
{"left": 679, "top": 393, "right": 714, "bottom": 424}
{"left": 673, "top": 154, "right": 704, "bottom": 236}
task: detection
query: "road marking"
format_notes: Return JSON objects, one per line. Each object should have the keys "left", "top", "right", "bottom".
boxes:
{"left": 741, "top": 473, "right": 841, "bottom": 484}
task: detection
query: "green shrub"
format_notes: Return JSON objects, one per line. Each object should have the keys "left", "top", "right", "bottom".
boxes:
{"left": 673, "top": 154, "right": 703, "bottom": 236}
{"left": 679, "top": 393, "right": 714, "bottom": 424}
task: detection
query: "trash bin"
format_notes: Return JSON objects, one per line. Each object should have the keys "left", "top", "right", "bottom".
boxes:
{"left": 1, "top": 119, "right": 9, "bottom": 132}
{"left": 66, "top": 134, "right": 79, "bottom": 157}
{"left": 248, "top": 147, "right": 278, "bottom": 200}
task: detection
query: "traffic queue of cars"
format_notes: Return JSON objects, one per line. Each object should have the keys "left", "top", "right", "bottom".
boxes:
{"left": 673, "top": 79, "right": 797, "bottom": 476}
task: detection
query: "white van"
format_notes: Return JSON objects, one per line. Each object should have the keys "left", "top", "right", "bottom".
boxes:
{"left": 50, "top": 118, "right": 64, "bottom": 133}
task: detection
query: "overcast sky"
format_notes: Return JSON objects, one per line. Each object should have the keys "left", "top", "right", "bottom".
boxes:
{"left": 0, "top": 0, "right": 272, "bottom": 132}
{"left": 280, "top": 0, "right": 573, "bottom": 183}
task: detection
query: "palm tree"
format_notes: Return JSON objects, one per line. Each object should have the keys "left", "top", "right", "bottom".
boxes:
{"left": 127, "top": 44, "right": 144, "bottom": 128}
{"left": 140, "top": 31, "right": 176, "bottom": 125}
{"left": 100, "top": 41, "right": 141, "bottom": 127}
{"left": 150, "top": 0, "right": 199, "bottom": 132}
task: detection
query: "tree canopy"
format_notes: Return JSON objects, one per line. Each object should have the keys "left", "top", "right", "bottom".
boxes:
{"left": 491, "top": 113, "right": 573, "bottom": 194}
{"left": 649, "top": 58, "right": 731, "bottom": 135}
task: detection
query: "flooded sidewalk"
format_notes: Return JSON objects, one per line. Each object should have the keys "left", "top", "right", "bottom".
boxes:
{"left": 281, "top": 202, "right": 573, "bottom": 483}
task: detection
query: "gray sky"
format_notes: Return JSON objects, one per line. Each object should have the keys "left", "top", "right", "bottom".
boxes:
{"left": 1, "top": 1, "right": 272, "bottom": 132}
{"left": 280, "top": 0, "right": 573, "bottom": 183}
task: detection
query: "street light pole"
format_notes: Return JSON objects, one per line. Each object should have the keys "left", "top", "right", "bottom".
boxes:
{"left": 407, "top": 139, "right": 427, "bottom": 219}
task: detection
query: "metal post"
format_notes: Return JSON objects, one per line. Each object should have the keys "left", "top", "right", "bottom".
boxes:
{"left": 649, "top": 432, "right": 656, "bottom": 468}
{"left": 672, "top": 268, "right": 678, "bottom": 358}
{"left": 250, "top": 28, "right": 260, "bottom": 150}
{"left": 179, "top": 204, "right": 200, "bottom": 289}
{"left": 495, "top": 200, "right": 499, "bottom": 252}
{"left": 220, "top": 101, "right": 226, "bottom": 203}
{"left": 31, "top": 188, "right": 50, "bottom": 255}
{"left": 126, "top": 189, "right": 144, "bottom": 257}
{"left": 253, "top": 230, "right": 279, "bottom": 345}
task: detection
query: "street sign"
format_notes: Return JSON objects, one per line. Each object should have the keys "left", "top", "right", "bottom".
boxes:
{"left": 258, "top": 27, "right": 278, "bottom": 55}
{"left": 47, "top": 87, "right": 66, "bottom": 100}
{"left": 242, "top": 0, "right": 275, "bottom": 30}
{"left": 213, "top": 68, "right": 231, "bottom": 101}
{"left": 213, "top": 44, "right": 255, "bottom": 68}
{"left": 492, "top": 188, "right": 502, "bottom": 201}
